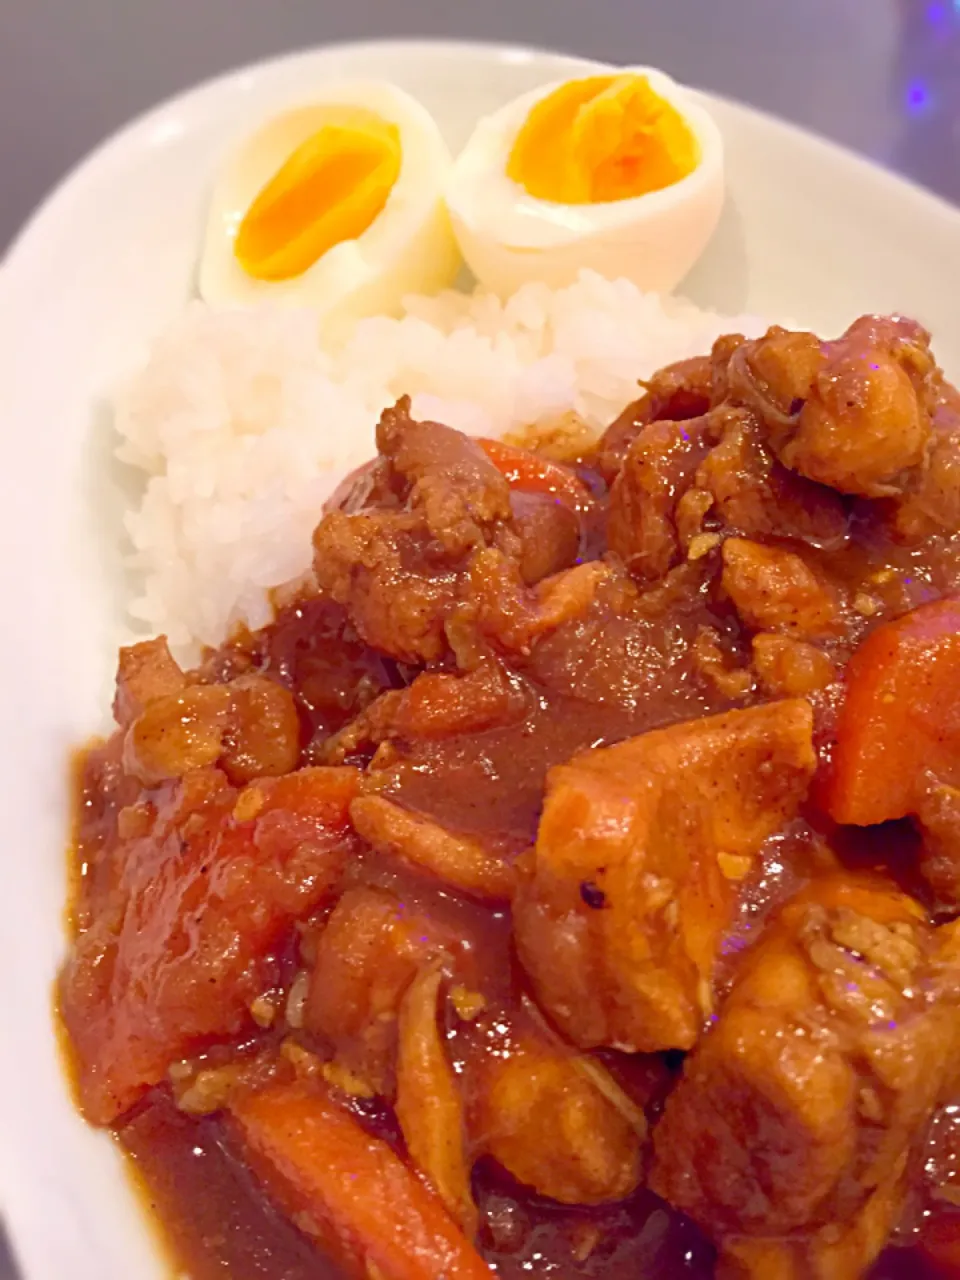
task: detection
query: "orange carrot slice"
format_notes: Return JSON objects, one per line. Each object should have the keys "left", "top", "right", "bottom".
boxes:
{"left": 232, "top": 1080, "right": 491, "bottom": 1280}
{"left": 478, "top": 438, "right": 593, "bottom": 510}
{"left": 823, "top": 599, "right": 960, "bottom": 826}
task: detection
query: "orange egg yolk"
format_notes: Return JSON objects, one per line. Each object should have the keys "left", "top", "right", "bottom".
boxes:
{"left": 507, "top": 74, "right": 698, "bottom": 204}
{"left": 235, "top": 108, "right": 402, "bottom": 281}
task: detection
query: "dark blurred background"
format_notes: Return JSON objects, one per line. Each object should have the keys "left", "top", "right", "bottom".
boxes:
{"left": 0, "top": 0, "right": 958, "bottom": 1275}
{"left": 1, "top": 0, "right": 959, "bottom": 252}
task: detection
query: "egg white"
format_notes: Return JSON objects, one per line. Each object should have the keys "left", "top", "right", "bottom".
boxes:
{"left": 445, "top": 67, "right": 725, "bottom": 297}
{"left": 198, "top": 80, "right": 461, "bottom": 330}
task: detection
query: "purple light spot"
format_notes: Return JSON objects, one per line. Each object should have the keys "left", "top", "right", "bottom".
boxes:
{"left": 927, "top": 0, "right": 949, "bottom": 23}
{"left": 905, "top": 81, "right": 933, "bottom": 116}
{"left": 870, "top": 362, "right": 880, "bottom": 371}
{"left": 887, "top": 1020, "right": 899, "bottom": 1031}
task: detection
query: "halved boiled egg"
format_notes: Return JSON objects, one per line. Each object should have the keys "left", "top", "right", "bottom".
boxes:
{"left": 446, "top": 68, "right": 724, "bottom": 296}
{"left": 199, "top": 81, "right": 461, "bottom": 329}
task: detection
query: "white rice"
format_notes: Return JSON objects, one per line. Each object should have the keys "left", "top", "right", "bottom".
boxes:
{"left": 116, "top": 270, "right": 769, "bottom": 651}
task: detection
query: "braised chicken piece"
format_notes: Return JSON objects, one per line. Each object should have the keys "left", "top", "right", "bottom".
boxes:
{"left": 313, "top": 397, "right": 590, "bottom": 664}
{"left": 460, "top": 1006, "right": 645, "bottom": 1206}
{"left": 751, "top": 632, "right": 836, "bottom": 698}
{"left": 514, "top": 700, "right": 816, "bottom": 1052}
{"left": 301, "top": 885, "right": 460, "bottom": 1096}
{"left": 691, "top": 408, "right": 849, "bottom": 550}
{"left": 597, "top": 354, "right": 716, "bottom": 481}
{"left": 61, "top": 317, "right": 960, "bottom": 1280}
{"left": 720, "top": 538, "right": 841, "bottom": 637}
{"left": 607, "top": 412, "right": 722, "bottom": 580}
{"left": 607, "top": 403, "right": 850, "bottom": 591}
{"left": 113, "top": 635, "right": 188, "bottom": 723}
{"left": 650, "top": 877, "right": 960, "bottom": 1277}
{"left": 597, "top": 339, "right": 752, "bottom": 483}
{"left": 890, "top": 385, "right": 960, "bottom": 542}
{"left": 322, "top": 659, "right": 527, "bottom": 762}
{"left": 114, "top": 639, "right": 302, "bottom": 785}
{"left": 728, "top": 316, "right": 939, "bottom": 497}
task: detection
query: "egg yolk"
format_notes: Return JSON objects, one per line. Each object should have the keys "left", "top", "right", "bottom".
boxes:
{"left": 507, "top": 74, "right": 698, "bottom": 204}
{"left": 235, "top": 108, "right": 402, "bottom": 281}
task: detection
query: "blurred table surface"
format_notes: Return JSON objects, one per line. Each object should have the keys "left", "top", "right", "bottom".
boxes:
{"left": 0, "top": 0, "right": 958, "bottom": 1271}
{"left": 2, "top": 0, "right": 960, "bottom": 253}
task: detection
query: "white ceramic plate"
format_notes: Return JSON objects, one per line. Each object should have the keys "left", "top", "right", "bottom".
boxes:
{"left": 1, "top": 37, "right": 959, "bottom": 1280}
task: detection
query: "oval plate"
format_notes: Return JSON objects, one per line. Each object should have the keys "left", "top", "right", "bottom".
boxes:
{"left": 1, "top": 37, "right": 959, "bottom": 1280}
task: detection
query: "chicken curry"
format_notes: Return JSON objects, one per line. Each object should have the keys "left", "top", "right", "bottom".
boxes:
{"left": 60, "top": 316, "right": 960, "bottom": 1278}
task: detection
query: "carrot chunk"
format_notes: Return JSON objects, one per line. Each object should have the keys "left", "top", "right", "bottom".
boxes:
{"left": 61, "top": 767, "right": 359, "bottom": 1123}
{"left": 823, "top": 599, "right": 960, "bottom": 826}
{"left": 478, "top": 438, "right": 593, "bottom": 510}
{"left": 232, "top": 1080, "right": 491, "bottom": 1280}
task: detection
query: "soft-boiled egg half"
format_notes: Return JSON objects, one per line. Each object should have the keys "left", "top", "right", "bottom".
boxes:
{"left": 446, "top": 68, "right": 724, "bottom": 297}
{"left": 199, "top": 81, "right": 461, "bottom": 329}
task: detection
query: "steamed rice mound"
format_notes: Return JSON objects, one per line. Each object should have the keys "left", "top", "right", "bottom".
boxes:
{"left": 116, "top": 270, "right": 767, "bottom": 651}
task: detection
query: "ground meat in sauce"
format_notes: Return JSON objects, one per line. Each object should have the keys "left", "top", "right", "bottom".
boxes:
{"left": 59, "top": 317, "right": 960, "bottom": 1280}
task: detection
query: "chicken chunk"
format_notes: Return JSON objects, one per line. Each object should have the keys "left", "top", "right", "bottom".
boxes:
{"left": 513, "top": 700, "right": 816, "bottom": 1053}
{"left": 694, "top": 411, "right": 849, "bottom": 551}
{"left": 323, "top": 661, "right": 527, "bottom": 763}
{"left": 890, "top": 388, "right": 960, "bottom": 542}
{"left": 721, "top": 538, "right": 841, "bottom": 637}
{"left": 313, "top": 400, "right": 514, "bottom": 664}
{"left": 785, "top": 347, "right": 930, "bottom": 496}
{"left": 650, "top": 877, "right": 960, "bottom": 1277}
{"left": 508, "top": 490, "right": 582, "bottom": 585}
{"left": 732, "top": 316, "right": 938, "bottom": 498}
{"left": 597, "top": 354, "right": 715, "bottom": 481}
{"left": 916, "top": 778, "right": 960, "bottom": 906}
{"left": 313, "top": 509, "right": 462, "bottom": 664}
{"left": 607, "top": 414, "right": 720, "bottom": 580}
{"left": 303, "top": 886, "right": 457, "bottom": 1095}
{"left": 122, "top": 674, "right": 301, "bottom": 786}
{"left": 113, "top": 637, "right": 188, "bottom": 726}
{"left": 752, "top": 633, "right": 836, "bottom": 698}
{"left": 462, "top": 1008, "right": 643, "bottom": 1205}
{"left": 720, "top": 1175, "right": 907, "bottom": 1280}
{"left": 455, "top": 549, "right": 612, "bottom": 663}
{"left": 314, "top": 401, "right": 597, "bottom": 665}
{"left": 377, "top": 397, "right": 512, "bottom": 549}
{"left": 606, "top": 403, "right": 849, "bottom": 586}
